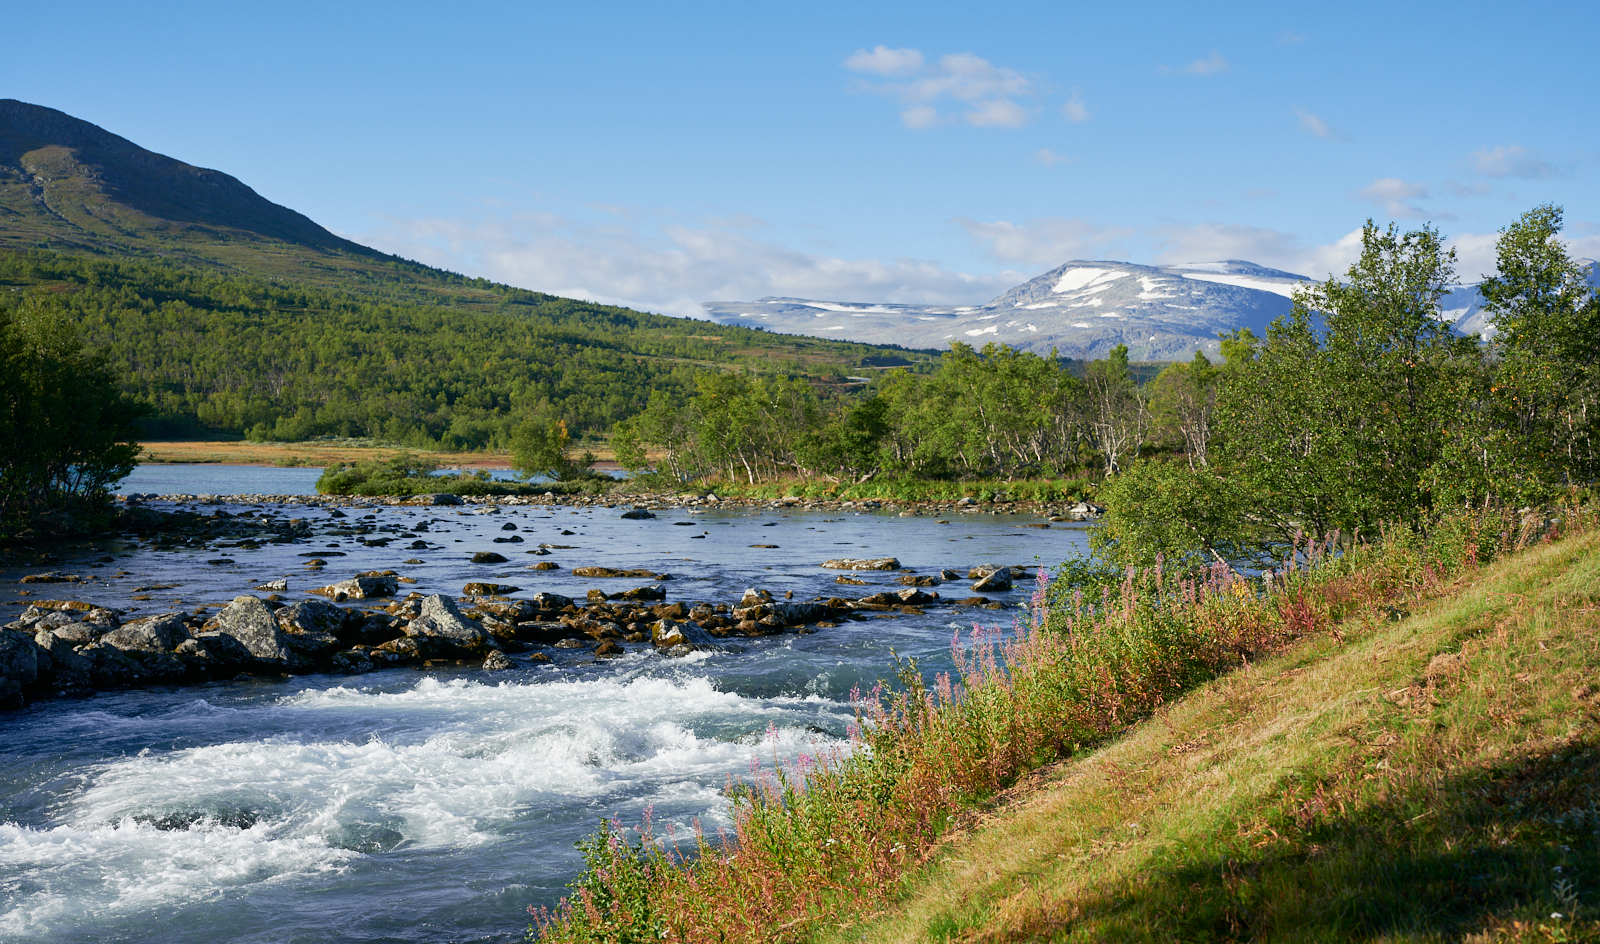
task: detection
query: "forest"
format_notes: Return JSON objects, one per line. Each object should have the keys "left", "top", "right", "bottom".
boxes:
{"left": 0, "top": 250, "right": 934, "bottom": 449}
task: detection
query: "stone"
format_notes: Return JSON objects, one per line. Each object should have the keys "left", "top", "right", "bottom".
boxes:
{"left": 731, "top": 601, "right": 832, "bottom": 625}
{"left": 331, "top": 649, "right": 376, "bottom": 674}
{"left": 102, "top": 614, "right": 191, "bottom": 653}
{"left": 81, "top": 643, "right": 151, "bottom": 687}
{"left": 650, "top": 619, "right": 716, "bottom": 650}
{"left": 553, "top": 638, "right": 587, "bottom": 649}
{"left": 471, "top": 551, "right": 509, "bottom": 564}
{"left": 972, "top": 570, "right": 1013, "bottom": 592}
{"left": 0, "top": 628, "right": 40, "bottom": 691}
{"left": 571, "top": 567, "right": 663, "bottom": 579}
{"left": 415, "top": 493, "right": 464, "bottom": 506}
{"left": 897, "top": 575, "right": 941, "bottom": 587}
{"left": 739, "top": 588, "right": 773, "bottom": 606}
{"left": 33, "top": 630, "right": 94, "bottom": 688}
{"left": 404, "top": 595, "right": 498, "bottom": 655}
{"left": 482, "top": 650, "right": 516, "bottom": 671}
{"left": 617, "top": 584, "right": 666, "bottom": 602}
{"left": 531, "top": 591, "right": 575, "bottom": 610}
{"left": 276, "top": 600, "right": 348, "bottom": 638}
{"left": 254, "top": 579, "right": 289, "bottom": 592}
{"left": 895, "top": 588, "right": 939, "bottom": 605}
{"left": 463, "top": 582, "right": 521, "bottom": 596}
{"left": 821, "top": 558, "right": 900, "bottom": 571}
{"left": 620, "top": 508, "right": 656, "bottom": 519}
{"left": 594, "top": 641, "right": 623, "bottom": 658}
{"left": 216, "top": 595, "right": 294, "bottom": 664}
{"left": 314, "top": 572, "right": 399, "bottom": 600}
{"left": 938, "top": 569, "right": 964, "bottom": 580}
{"left": 529, "top": 562, "right": 560, "bottom": 571}
{"left": 176, "top": 632, "right": 255, "bottom": 672}
{"left": 835, "top": 575, "right": 867, "bottom": 586}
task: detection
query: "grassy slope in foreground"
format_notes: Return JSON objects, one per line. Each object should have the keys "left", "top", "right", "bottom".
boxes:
{"left": 834, "top": 531, "right": 1600, "bottom": 943}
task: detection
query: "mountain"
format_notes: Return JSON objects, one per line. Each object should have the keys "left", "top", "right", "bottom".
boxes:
{"left": 0, "top": 99, "right": 522, "bottom": 310}
{"left": 704, "top": 259, "right": 1600, "bottom": 361}
{"left": 0, "top": 102, "right": 940, "bottom": 443}
{"left": 703, "top": 260, "right": 1311, "bottom": 360}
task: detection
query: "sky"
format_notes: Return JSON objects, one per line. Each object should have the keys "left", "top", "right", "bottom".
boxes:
{"left": 4, "top": 0, "right": 1598, "bottom": 318}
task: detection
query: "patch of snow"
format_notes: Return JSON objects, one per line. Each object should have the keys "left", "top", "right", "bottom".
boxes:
{"left": 978, "top": 313, "right": 1001, "bottom": 319}
{"left": 1068, "top": 298, "right": 1105, "bottom": 309}
{"left": 965, "top": 325, "right": 1000, "bottom": 336}
{"left": 1024, "top": 302, "right": 1060, "bottom": 309}
{"left": 802, "top": 302, "right": 899, "bottom": 313}
{"left": 1052, "top": 267, "right": 1108, "bottom": 293}
{"left": 1098, "top": 313, "right": 1122, "bottom": 318}
{"left": 1137, "top": 276, "right": 1176, "bottom": 300}
{"left": 1169, "top": 262, "right": 1231, "bottom": 273}
{"left": 1088, "top": 271, "right": 1131, "bottom": 286}
{"left": 1023, "top": 324, "right": 1038, "bottom": 332}
{"left": 1071, "top": 322, "right": 1091, "bottom": 328}
{"left": 1179, "top": 272, "right": 1305, "bottom": 298}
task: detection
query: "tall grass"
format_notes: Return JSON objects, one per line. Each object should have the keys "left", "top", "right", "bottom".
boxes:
{"left": 530, "top": 505, "right": 1593, "bottom": 943}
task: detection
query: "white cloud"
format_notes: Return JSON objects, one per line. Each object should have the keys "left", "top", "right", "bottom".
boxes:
{"left": 845, "top": 46, "right": 1036, "bottom": 129}
{"left": 1295, "top": 108, "right": 1350, "bottom": 142}
{"left": 841, "top": 45, "right": 924, "bottom": 76}
{"left": 1032, "top": 148, "right": 1073, "bottom": 167}
{"left": 956, "top": 216, "right": 1136, "bottom": 267}
{"left": 1172, "top": 52, "right": 1229, "bottom": 76}
{"left": 1152, "top": 222, "right": 1362, "bottom": 278}
{"left": 1061, "top": 88, "right": 1090, "bottom": 122}
{"left": 1468, "top": 145, "right": 1566, "bottom": 180}
{"left": 355, "top": 205, "right": 1017, "bottom": 317}
{"left": 1350, "top": 177, "right": 1434, "bottom": 219}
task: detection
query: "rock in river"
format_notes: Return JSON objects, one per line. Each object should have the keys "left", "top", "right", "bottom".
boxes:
{"left": 821, "top": 557, "right": 900, "bottom": 571}
{"left": 216, "top": 595, "right": 294, "bottom": 665}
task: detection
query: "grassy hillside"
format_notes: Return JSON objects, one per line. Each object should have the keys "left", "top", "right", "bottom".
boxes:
{"left": 833, "top": 530, "right": 1600, "bottom": 943}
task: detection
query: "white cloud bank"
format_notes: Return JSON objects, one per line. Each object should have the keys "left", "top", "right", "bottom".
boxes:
{"left": 355, "top": 207, "right": 1023, "bottom": 317}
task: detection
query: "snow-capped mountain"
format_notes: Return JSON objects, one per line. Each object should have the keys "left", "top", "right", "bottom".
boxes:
{"left": 703, "top": 260, "right": 1311, "bottom": 360}
{"left": 702, "top": 259, "right": 1597, "bottom": 360}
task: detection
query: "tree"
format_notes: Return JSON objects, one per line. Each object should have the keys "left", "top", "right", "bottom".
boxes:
{"left": 0, "top": 305, "right": 144, "bottom": 534}
{"left": 1477, "top": 204, "right": 1600, "bottom": 498}
{"left": 511, "top": 411, "right": 595, "bottom": 481}
{"left": 1213, "top": 221, "right": 1477, "bottom": 544}
{"left": 1084, "top": 344, "right": 1148, "bottom": 476}
{"left": 1148, "top": 350, "right": 1218, "bottom": 469}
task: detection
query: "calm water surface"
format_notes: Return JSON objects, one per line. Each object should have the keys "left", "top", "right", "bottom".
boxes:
{"left": 2, "top": 466, "right": 1089, "bottom": 943}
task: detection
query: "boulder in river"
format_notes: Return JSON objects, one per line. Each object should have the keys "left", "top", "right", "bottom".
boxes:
{"left": 314, "top": 572, "right": 399, "bottom": 600}
{"left": 971, "top": 569, "right": 1013, "bottom": 592}
{"left": 404, "top": 595, "right": 498, "bottom": 656}
{"left": 482, "top": 650, "right": 516, "bottom": 671}
{"left": 33, "top": 629, "right": 94, "bottom": 689}
{"left": 471, "top": 551, "right": 509, "bottom": 564}
{"left": 739, "top": 588, "right": 773, "bottom": 606}
{"left": 530, "top": 591, "right": 575, "bottom": 611}
{"left": 102, "top": 615, "right": 191, "bottom": 653}
{"left": 571, "top": 567, "right": 666, "bottom": 579}
{"left": 0, "top": 628, "right": 40, "bottom": 704}
{"left": 276, "top": 600, "right": 348, "bottom": 638}
{"left": 821, "top": 557, "right": 900, "bottom": 571}
{"left": 620, "top": 508, "right": 656, "bottom": 520}
{"left": 463, "top": 582, "right": 521, "bottom": 596}
{"left": 897, "top": 574, "right": 941, "bottom": 587}
{"left": 617, "top": 584, "right": 667, "bottom": 602}
{"left": 895, "top": 588, "right": 940, "bottom": 605}
{"left": 216, "top": 595, "right": 294, "bottom": 665}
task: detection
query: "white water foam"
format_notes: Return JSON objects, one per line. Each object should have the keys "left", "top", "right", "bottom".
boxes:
{"left": 0, "top": 674, "right": 847, "bottom": 937}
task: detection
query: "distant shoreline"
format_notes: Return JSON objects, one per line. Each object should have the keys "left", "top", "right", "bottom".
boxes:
{"left": 136, "top": 440, "right": 623, "bottom": 472}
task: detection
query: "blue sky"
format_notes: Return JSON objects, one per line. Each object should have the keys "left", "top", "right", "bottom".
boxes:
{"left": 5, "top": 0, "right": 1597, "bottom": 316}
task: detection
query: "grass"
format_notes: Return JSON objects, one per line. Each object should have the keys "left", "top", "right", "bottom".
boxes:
{"left": 666, "top": 476, "right": 1098, "bottom": 505}
{"left": 829, "top": 524, "right": 1600, "bottom": 943}
{"left": 530, "top": 507, "right": 1595, "bottom": 943}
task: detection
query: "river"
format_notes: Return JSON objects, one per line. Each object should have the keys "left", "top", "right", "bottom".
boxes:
{"left": 1, "top": 466, "right": 1090, "bottom": 943}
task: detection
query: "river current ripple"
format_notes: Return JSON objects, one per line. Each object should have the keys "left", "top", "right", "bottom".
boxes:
{"left": 0, "top": 470, "right": 1088, "bottom": 943}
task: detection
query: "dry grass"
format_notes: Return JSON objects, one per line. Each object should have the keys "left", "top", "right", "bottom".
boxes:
{"left": 826, "top": 528, "right": 1600, "bottom": 943}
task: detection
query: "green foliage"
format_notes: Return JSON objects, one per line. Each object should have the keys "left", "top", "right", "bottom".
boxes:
{"left": 1089, "top": 459, "right": 1258, "bottom": 568}
{"left": 0, "top": 249, "right": 930, "bottom": 446}
{"left": 0, "top": 302, "right": 144, "bottom": 536}
{"left": 314, "top": 453, "right": 603, "bottom": 497}
{"left": 511, "top": 413, "right": 597, "bottom": 482}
